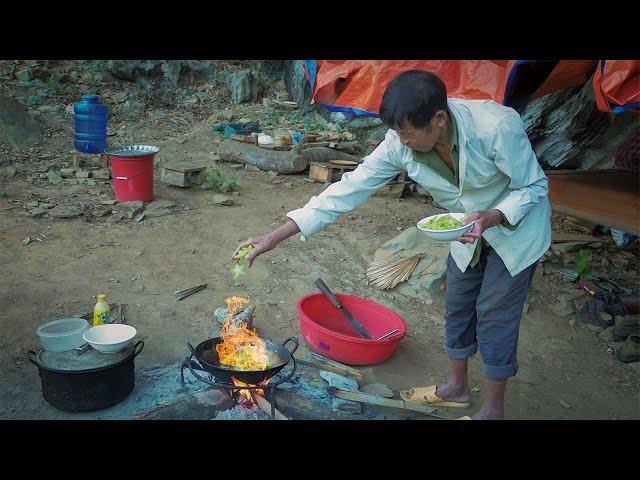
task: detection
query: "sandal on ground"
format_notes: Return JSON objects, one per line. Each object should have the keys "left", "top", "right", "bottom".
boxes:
{"left": 399, "top": 385, "right": 471, "bottom": 408}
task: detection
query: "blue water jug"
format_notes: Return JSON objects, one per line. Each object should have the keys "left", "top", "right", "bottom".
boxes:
{"left": 74, "top": 95, "right": 108, "bottom": 154}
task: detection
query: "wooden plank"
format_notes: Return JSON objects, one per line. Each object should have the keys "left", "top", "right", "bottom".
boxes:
{"left": 548, "top": 171, "right": 640, "bottom": 235}
{"left": 251, "top": 392, "right": 288, "bottom": 420}
{"left": 327, "top": 388, "right": 446, "bottom": 418}
{"left": 297, "top": 352, "right": 366, "bottom": 384}
{"left": 552, "top": 233, "right": 604, "bottom": 243}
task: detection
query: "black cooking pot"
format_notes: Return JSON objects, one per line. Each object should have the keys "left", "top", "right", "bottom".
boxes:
{"left": 27, "top": 341, "right": 144, "bottom": 412}
{"left": 188, "top": 337, "right": 298, "bottom": 384}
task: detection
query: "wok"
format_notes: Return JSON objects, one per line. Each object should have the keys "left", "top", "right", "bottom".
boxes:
{"left": 187, "top": 336, "right": 298, "bottom": 384}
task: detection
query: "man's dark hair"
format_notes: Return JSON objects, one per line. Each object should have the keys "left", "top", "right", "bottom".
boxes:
{"left": 379, "top": 70, "right": 448, "bottom": 130}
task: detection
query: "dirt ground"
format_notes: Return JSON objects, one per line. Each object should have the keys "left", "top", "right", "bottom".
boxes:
{"left": 1, "top": 60, "right": 639, "bottom": 420}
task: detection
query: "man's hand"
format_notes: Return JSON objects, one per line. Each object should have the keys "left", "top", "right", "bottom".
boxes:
{"left": 458, "top": 209, "right": 505, "bottom": 245}
{"left": 231, "top": 233, "right": 279, "bottom": 268}
{"left": 231, "top": 219, "right": 301, "bottom": 268}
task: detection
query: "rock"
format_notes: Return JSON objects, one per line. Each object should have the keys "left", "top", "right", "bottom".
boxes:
{"left": 28, "top": 207, "right": 47, "bottom": 217}
{"left": 65, "top": 104, "right": 74, "bottom": 115}
{"left": 91, "top": 169, "right": 110, "bottom": 180}
{"left": 359, "top": 383, "right": 393, "bottom": 398}
{"left": 558, "top": 399, "right": 571, "bottom": 409}
{"left": 319, "top": 370, "right": 359, "bottom": 392}
{"left": 48, "top": 204, "right": 84, "bottom": 218}
{"left": 330, "top": 112, "right": 349, "bottom": 124}
{"left": 211, "top": 194, "right": 235, "bottom": 206}
{"left": 227, "top": 163, "right": 244, "bottom": 170}
{"left": 600, "top": 312, "right": 613, "bottom": 322}
{"left": 471, "top": 386, "right": 481, "bottom": 393}
{"left": 0, "top": 93, "right": 41, "bottom": 150}
{"left": 371, "top": 227, "right": 450, "bottom": 306}
{"left": 550, "top": 300, "right": 574, "bottom": 317}
{"left": 522, "top": 302, "right": 530, "bottom": 315}
{"left": 25, "top": 201, "right": 38, "bottom": 208}
{"left": 214, "top": 307, "right": 228, "bottom": 324}
{"left": 0, "top": 165, "right": 17, "bottom": 178}
{"left": 598, "top": 329, "right": 612, "bottom": 341}
{"left": 108, "top": 60, "right": 212, "bottom": 87}
{"left": 100, "top": 199, "right": 116, "bottom": 206}
{"left": 145, "top": 200, "right": 176, "bottom": 210}
{"left": 47, "top": 170, "right": 62, "bottom": 185}
{"left": 267, "top": 170, "right": 279, "bottom": 178}
{"left": 91, "top": 207, "right": 111, "bottom": 218}
{"left": 244, "top": 165, "right": 261, "bottom": 173}
{"left": 39, "top": 203, "right": 55, "bottom": 209}
{"left": 60, "top": 167, "right": 76, "bottom": 178}
{"left": 114, "top": 201, "right": 144, "bottom": 219}
{"left": 229, "top": 70, "right": 265, "bottom": 103}
{"left": 75, "top": 170, "right": 90, "bottom": 179}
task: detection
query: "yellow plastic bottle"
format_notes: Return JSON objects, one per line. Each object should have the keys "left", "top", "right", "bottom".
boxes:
{"left": 93, "top": 294, "right": 110, "bottom": 326}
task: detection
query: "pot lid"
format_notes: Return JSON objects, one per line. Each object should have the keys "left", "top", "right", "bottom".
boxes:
{"left": 37, "top": 343, "right": 135, "bottom": 372}
{"left": 104, "top": 145, "right": 160, "bottom": 157}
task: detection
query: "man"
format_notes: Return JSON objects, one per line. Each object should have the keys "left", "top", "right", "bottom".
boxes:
{"left": 233, "top": 70, "right": 551, "bottom": 419}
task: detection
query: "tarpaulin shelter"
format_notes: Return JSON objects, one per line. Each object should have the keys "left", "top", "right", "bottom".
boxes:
{"left": 303, "top": 60, "right": 639, "bottom": 116}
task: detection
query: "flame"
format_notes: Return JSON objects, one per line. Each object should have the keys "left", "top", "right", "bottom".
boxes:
{"left": 215, "top": 296, "right": 269, "bottom": 371}
{"left": 231, "top": 376, "right": 270, "bottom": 403}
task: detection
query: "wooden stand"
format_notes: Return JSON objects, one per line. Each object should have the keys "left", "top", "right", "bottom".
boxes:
{"left": 161, "top": 162, "right": 206, "bottom": 188}
{"left": 308, "top": 161, "right": 357, "bottom": 183}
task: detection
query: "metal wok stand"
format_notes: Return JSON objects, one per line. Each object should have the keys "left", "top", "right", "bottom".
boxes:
{"left": 180, "top": 353, "right": 297, "bottom": 420}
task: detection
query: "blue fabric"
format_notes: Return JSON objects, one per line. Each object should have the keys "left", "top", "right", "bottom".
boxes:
{"left": 443, "top": 246, "right": 538, "bottom": 380}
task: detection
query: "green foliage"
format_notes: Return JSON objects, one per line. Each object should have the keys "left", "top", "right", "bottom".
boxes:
{"left": 571, "top": 248, "right": 592, "bottom": 280}
{"left": 230, "top": 245, "right": 254, "bottom": 280}
{"left": 0, "top": 191, "right": 7, "bottom": 198}
{"left": 205, "top": 166, "right": 237, "bottom": 192}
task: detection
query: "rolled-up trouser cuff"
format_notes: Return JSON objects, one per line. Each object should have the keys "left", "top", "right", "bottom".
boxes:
{"left": 483, "top": 361, "right": 518, "bottom": 380}
{"left": 445, "top": 341, "right": 478, "bottom": 360}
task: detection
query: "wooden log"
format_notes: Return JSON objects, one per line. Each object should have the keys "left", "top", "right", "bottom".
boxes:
{"left": 299, "top": 147, "right": 361, "bottom": 165}
{"left": 273, "top": 389, "right": 361, "bottom": 420}
{"left": 219, "top": 139, "right": 307, "bottom": 174}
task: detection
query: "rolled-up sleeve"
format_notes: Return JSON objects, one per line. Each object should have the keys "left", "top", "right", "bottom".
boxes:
{"left": 491, "top": 114, "right": 549, "bottom": 226}
{"left": 287, "top": 130, "right": 403, "bottom": 238}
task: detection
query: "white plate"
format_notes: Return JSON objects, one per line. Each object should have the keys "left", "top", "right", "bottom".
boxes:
{"left": 417, "top": 212, "right": 475, "bottom": 242}
{"left": 83, "top": 324, "right": 137, "bottom": 354}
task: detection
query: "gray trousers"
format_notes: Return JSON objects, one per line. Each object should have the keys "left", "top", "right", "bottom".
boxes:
{"left": 444, "top": 244, "right": 538, "bottom": 380}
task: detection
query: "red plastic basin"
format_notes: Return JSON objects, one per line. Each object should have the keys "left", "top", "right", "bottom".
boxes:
{"left": 296, "top": 293, "right": 407, "bottom": 366}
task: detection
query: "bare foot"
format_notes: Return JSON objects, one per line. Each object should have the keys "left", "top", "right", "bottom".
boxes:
{"left": 471, "top": 409, "right": 504, "bottom": 420}
{"left": 435, "top": 383, "right": 471, "bottom": 404}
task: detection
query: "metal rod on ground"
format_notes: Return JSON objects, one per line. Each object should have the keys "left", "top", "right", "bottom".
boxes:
{"left": 251, "top": 392, "right": 288, "bottom": 420}
{"left": 175, "top": 283, "right": 208, "bottom": 301}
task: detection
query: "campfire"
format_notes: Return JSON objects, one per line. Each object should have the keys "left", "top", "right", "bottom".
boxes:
{"left": 216, "top": 296, "right": 269, "bottom": 403}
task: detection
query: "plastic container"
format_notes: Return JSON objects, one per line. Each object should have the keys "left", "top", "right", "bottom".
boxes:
{"left": 104, "top": 145, "right": 159, "bottom": 202}
{"left": 296, "top": 293, "right": 407, "bottom": 365}
{"left": 74, "top": 95, "right": 108, "bottom": 154}
{"left": 37, "top": 318, "right": 90, "bottom": 352}
{"left": 93, "top": 294, "right": 110, "bottom": 326}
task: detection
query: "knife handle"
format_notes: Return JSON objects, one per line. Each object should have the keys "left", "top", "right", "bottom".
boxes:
{"left": 315, "top": 278, "right": 343, "bottom": 310}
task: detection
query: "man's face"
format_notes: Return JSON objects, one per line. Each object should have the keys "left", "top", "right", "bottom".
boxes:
{"left": 394, "top": 110, "right": 447, "bottom": 153}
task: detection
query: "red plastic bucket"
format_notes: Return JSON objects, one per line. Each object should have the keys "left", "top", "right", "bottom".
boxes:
{"left": 105, "top": 145, "right": 159, "bottom": 202}
{"left": 296, "top": 293, "right": 407, "bottom": 366}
